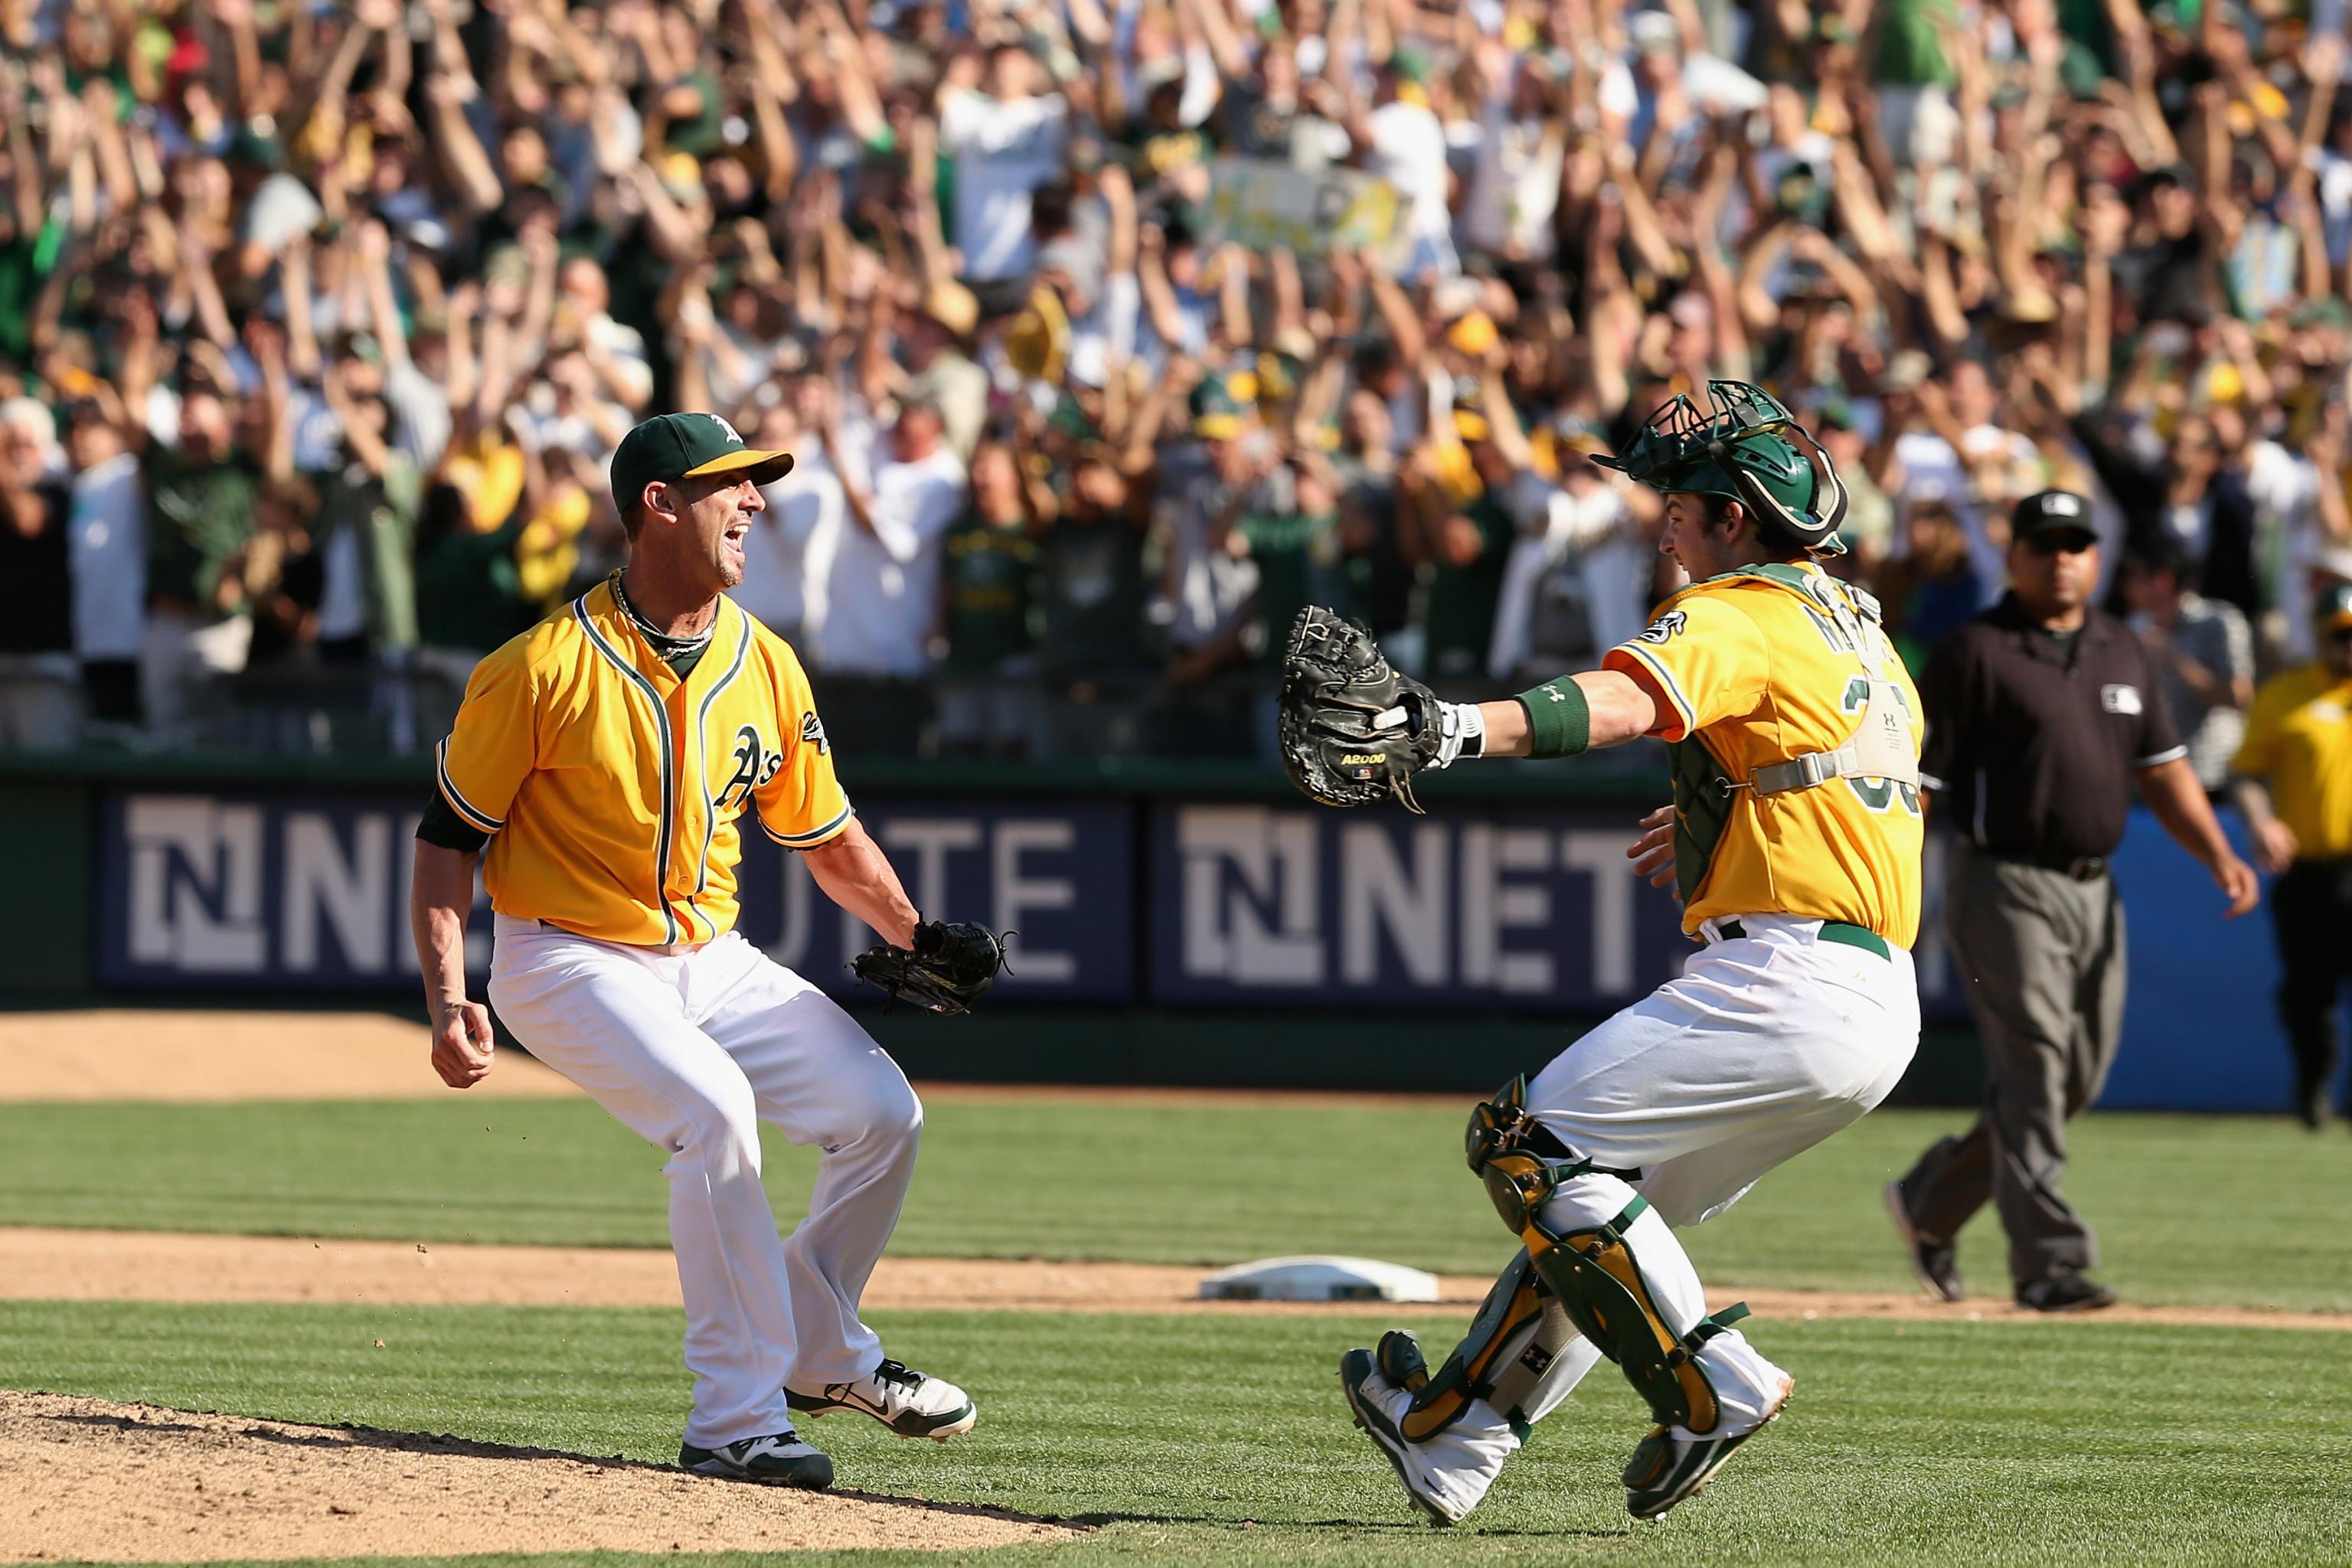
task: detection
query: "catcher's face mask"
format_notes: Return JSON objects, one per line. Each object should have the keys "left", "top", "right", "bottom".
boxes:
{"left": 1596, "top": 381, "right": 1851, "bottom": 556}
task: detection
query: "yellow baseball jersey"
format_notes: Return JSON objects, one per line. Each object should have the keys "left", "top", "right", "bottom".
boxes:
{"left": 1604, "top": 563, "right": 1926, "bottom": 946}
{"left": 435, "top": 577, "right": 851, "bottom": 946}
{"left": 2230, "top": 663, "right": 2352, "bottom": 860}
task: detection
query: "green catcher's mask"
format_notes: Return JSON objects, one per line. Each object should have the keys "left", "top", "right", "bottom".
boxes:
{"left": 1596, "top": 381, "right": 1851, "bottom": 556}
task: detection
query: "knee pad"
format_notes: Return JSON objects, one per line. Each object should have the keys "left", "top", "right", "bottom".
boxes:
{"left": 1376, "top": 1249, "right": 1577, "bottom": 1442}
{"left": 1462, "top": 1077, "right": 1749, "bottom": 1436}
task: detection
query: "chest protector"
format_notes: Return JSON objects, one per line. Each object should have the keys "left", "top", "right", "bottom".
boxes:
{"left": 1730, "top": 566, "right": 1920, "bottom": 798}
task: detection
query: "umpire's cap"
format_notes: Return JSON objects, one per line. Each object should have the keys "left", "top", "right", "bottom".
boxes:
{"left": 2010, "top": 489, "right": 2098, "bottom": 547}
{"left": 610, "top": 412, "right": 794, "bottom": 533}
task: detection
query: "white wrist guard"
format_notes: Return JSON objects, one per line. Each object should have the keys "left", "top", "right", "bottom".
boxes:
{"left": 1428, "top": 700, "right": 1485, "bottom": 770}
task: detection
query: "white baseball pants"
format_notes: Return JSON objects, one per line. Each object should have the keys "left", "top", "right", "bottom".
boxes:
{"left": 488, "top": 914, "right": 922, "bottom": 1449}
{"left": 1409, "top": 914, "right": 1921, "bottom": 1513}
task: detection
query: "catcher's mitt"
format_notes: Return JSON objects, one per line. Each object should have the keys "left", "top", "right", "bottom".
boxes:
{"left": 1279, "top": 606, "right": 1442, "bottom": 813}
{"left": 851, "top": 920, "right": 1009, "bottom": 1015}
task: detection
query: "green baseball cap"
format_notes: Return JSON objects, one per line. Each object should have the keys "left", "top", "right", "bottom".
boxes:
{"left": 609, "top": 411, "right": 795, "bottom": 524}
{"left": 1190, "top": 372, "right": 1258, "bottom": 439}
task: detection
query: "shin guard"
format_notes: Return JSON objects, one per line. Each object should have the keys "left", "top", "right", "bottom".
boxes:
{"left": 1376, "top": 1250, "right": 1581, "bottom": 1442}
{"left": 1463, "top": 1077, "right": 1751, "bottom": 1436}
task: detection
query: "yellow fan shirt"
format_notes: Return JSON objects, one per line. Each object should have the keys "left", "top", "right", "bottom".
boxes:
{"left": 434, "top": 577, "right": 851, "bottom": 946}
{"left": 2230, "top": 664, "right": 2352, "bottom": 861}
{"left": 1604, "top": 563, "right": 1926, "bottom": 946}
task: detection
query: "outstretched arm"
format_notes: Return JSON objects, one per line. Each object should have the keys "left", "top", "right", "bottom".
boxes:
{"left": 1468, "top": 668, "right": 1664, "bottom": 758}
{"left": 802, "top": 818, "right": 920, "bottom": 948}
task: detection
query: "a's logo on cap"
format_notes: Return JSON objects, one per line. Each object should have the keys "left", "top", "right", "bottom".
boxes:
{"left": 707, "top": 414, "right": 744, "bottom": 444}
{"left": 2042, "top": 493, "right": 2082, "bottom": 518}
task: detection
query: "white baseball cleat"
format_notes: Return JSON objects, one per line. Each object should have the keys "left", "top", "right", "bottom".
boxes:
{"left": 1621, "top": 1373, "right": 1795, "bottom": 1521}
{"left": 678, "top": 1430, "right": 834, "bottom": 1488}
{"left": 787, "top": 1358, "right": 978, "bottom": 1439}
{"left": 1338, "top": 1348, "right": 1475, "bottom": 1526}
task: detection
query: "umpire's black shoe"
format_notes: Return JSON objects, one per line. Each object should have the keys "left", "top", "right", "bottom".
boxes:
{"left": 2296, "top": 1077, "right": 2331, "bottom": 1131}
{"left": 2014, "top": 1272, "right": 2119, "bottom": 1314}
{"left": 1884, "top": 1181, "right": 1963, "bottom": 1302}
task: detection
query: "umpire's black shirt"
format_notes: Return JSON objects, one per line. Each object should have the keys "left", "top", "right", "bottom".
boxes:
{"left": 1918, "top": 595, "right": 2187, "bottom": 864}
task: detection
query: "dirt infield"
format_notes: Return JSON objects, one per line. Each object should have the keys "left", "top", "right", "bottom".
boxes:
{"left": 0, "top": 1391, "right": 1080, "bottom": 1563}
{"left": 0, "top": 1011, "right": 580, "bottom": 1102}
{"left": 0, "top": 1009, "right": 1456, "bottom": 1107}
{"left": 0, "top": 1228, "right": 2341, "bottom": 1333}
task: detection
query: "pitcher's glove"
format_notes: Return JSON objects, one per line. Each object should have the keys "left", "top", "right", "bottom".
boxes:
{"left": 851, "top": 920, "right": 1009, "bottom": 1015}
{"left": 1279, "top": 606, "right": 1478, "bottom": 814}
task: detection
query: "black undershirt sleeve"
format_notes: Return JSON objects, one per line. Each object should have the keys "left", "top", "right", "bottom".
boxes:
{"left": 416, "top": 789, "right": 492, "bottom": 853}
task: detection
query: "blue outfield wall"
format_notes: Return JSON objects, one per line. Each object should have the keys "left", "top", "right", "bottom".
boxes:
{"left": 38, "top": 744, "right": 2320, "bottom": 1114}
{"left": 2095, "top": 808, "right": 2324, "bottom": 1113}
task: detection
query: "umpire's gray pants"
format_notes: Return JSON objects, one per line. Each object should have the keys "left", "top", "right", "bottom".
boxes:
{"left": 1900, "top": 841, "right": 2127, "bottom": 1286}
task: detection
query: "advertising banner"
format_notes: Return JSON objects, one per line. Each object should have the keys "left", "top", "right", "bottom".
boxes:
{"left": 73, "top": 782, "right": 2289, "bottom": 1108}
{"left": 1146, "top": 801, "right": 1970, "bottom": 1014}
{"left": 1147, "top": 801, "right": 1681, "bottom": 1008}
{"left": 95, "top": 792, "right": 1132, "bottom": 1001}
{"left": 93, "top": 788, "right": 1964, "bottom": 1015}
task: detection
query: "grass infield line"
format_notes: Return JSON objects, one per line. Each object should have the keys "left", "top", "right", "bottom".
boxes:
{"left": 1, "top": 1099, "right": 2347, "bottom": 1311}
{"left": 1, "top": 1228, "right": 2347, "bottom": 1334}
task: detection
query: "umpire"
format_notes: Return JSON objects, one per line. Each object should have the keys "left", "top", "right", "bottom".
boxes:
{"left": 2230, "top": 584, "right": 2352, "bottom": 1127}
{"left": 1887, "top": 492, "right": 2259, "bottom": 1312}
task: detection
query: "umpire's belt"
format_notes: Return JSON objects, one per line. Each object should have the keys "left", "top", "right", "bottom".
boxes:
{"left": 1986, "top": 851, "right": 2109, "bottom": 881}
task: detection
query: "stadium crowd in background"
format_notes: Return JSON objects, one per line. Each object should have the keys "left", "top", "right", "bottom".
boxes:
{"left": 1, "top": 0, "right": 2351, "bottom": 762}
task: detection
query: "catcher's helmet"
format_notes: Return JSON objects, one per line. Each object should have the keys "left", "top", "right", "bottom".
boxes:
{"left": 1596, "top": 381, "right": 1851, "bottom": 555}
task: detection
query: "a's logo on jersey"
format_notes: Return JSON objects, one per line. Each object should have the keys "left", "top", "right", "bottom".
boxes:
{"left": 715, "top": 724, "right": 783, "bottom": 815}
{"left": 1636, "top": 610, "right": 1687, "bottom": 645}
{"left": 800, "top": 710, "right": 829, "bottom": 755}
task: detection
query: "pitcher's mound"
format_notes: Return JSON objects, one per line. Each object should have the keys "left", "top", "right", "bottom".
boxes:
{"left": 0, "top": 1391, "right": 1081, "bottom": 1563}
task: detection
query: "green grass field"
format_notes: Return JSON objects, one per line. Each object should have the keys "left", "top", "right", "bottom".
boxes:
{"left": 1, "top": 1097, "right": 2348, "bottom": 1308}
{"left": 8, "top": 1301, "right": 2351, "bottom": 1565}
{"left": 7, "top": 1091, "right": 2352, "bottom": 1565}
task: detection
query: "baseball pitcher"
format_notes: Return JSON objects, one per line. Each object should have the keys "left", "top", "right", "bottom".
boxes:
{"left": 410, "top": 412, "right": 1004, "bottom": 1491}
{"left": 1281, "top": 382, "right": 1923, "bottom": 1524}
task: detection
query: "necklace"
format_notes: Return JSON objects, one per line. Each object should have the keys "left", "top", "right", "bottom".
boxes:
{"left": 611, "top": 570, "right": 715, "bottom": 655}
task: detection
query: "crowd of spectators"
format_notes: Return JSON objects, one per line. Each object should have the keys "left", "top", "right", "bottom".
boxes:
{"left": 1, "top": 0, "right": 2350, "bottom": 763}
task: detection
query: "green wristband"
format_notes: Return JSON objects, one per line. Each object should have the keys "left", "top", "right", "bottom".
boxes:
{"left": 1514, "top": 678, "right": 1592, "bottom": 760}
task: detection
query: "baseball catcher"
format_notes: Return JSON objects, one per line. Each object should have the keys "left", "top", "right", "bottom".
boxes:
{"left": 1293, "top": 381, "right": 1925, "bottom": 1524}
{"left": 851, "top": 920, "right": 1009, "bottom": 1014}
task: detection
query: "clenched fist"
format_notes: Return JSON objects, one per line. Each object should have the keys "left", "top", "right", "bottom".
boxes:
{"left": 430, "top": 1000, "right": 496, "bottom": 1089}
